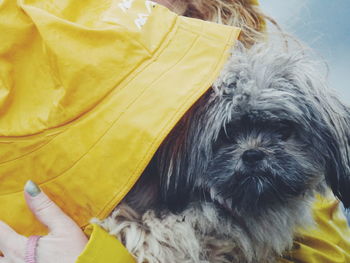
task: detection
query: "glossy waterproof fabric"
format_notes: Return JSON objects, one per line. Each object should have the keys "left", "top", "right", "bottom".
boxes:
{"left": 280, "top": 193, "right": 350, "bottom": 262}
{"left": 76, "top": 224, "right": 136, "bottom": 263}
{"left": 0, "top": 0, "right": 240, "bottom": 236}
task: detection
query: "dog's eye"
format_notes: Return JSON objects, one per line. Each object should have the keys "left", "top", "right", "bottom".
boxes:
{"left": 275, "top": 121, "right": 295, "bottom": 141}
{"left": 215, "top": 124, "right": 237, "bottom": 148}
{"left": 218, "top": 130, "right": 236, "bottom": 144}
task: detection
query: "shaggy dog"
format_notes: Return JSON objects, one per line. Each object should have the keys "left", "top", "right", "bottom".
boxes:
{"left": 92, "top": 43, "right": 350, "bottom": 263}
{"left": 93, "top": 1, "right": 350, "bottom": 262}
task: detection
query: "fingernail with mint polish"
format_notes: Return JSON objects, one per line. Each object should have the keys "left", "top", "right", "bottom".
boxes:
{"left": 24, "top": 180, "right": 41, "bottom": 197}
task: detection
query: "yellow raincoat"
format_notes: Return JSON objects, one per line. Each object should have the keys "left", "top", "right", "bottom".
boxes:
{"left": 0, "top": 0, "right": 349, "bottom": 262}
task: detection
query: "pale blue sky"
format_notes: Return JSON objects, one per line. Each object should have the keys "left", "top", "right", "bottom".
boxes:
{"left": 260, "top": 0, "right": 350, "bottom": 102}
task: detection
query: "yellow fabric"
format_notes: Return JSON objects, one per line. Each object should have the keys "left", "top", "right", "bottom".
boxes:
{"left": 0, "top": 0, "right": 240, "bottom": 236}
{"left": 76, "top": 224, "right": 135, "bottom": 263}
{"left": 75, "top": 195, "right": 350, "bottom": 263}
{"left": 2, "top": 0, "right": 349, "bottom": 262}
{"left": 280, "top": 194, "right": 350, "bottom": 262}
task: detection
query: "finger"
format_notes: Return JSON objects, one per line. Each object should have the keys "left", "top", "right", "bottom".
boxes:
{"left": 24, "top": 181, "right": 79, "bottom": 234}
{"left": 0, "top": 221, "right": 23, "bottom": 254}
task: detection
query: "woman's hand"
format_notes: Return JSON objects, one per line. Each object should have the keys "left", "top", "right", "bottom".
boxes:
{"left": 0, "top": 181, "right": 88, "bottom": 263}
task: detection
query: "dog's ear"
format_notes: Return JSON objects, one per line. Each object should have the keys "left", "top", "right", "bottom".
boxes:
{"left": 271, "top": 46, "right": 350, "bottom": 207}
{"left": 321, "top": 98, "right": 350, "bottom": 207}
{"left": 297, "top": 63, "right": 350, "bottom": 206}
{"left": 303, "top": 76, "right": 350, "bottom": 207}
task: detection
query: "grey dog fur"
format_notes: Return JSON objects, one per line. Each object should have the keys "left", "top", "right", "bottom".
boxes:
{"left": 93, "top": 43, "right": 350, "bottom": 263}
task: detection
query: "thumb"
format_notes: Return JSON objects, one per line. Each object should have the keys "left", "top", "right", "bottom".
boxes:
{"left": 24, "top": 180, "right": 78, "bottom": 234}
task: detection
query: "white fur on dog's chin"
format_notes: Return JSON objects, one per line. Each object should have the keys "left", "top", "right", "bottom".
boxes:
{"left": 92, "top": 196, "right": 315, "bottom": 263}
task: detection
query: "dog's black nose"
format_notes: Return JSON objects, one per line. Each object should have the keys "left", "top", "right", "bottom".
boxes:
{"left": 242, "top": 149, "right": 265, "bottom": 164}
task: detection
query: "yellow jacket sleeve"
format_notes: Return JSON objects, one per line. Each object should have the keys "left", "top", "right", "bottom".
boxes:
{"left": 75, "top": 224, "right": 135, "bottom": 263}
{"left": 280, "top": 194, "right": 350, "bottom": 263}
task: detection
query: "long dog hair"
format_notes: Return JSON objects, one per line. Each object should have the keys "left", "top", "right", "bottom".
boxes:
{"left": 93, "top": 1, "right": 350, "bottom": 262}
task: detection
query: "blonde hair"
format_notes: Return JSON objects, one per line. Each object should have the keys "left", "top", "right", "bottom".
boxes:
{"left": 165, "top": 0, "right": 270, "bottom": 47}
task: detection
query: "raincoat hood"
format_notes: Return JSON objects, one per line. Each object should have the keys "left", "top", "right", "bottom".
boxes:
{"left": 0, "top": 0, "right": 240, "bottom": 236}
